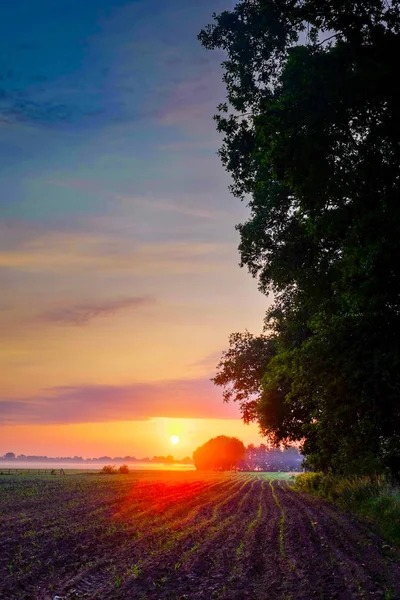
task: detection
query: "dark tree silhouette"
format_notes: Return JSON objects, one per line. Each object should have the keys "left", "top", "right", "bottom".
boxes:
{"left": 212, "top": 331, "right": 276, "bottom": 423}
{"left": 193, "top": 436, "right": 245, "bottom": 471}
{"left": 200, "top": 1, "right": 400, "bottom": 480}
{"left": 3, "top": 453, "right": 15, "bottom": 460}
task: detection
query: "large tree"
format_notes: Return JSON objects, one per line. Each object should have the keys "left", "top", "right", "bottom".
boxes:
{"left": 193, "top": 436, "right": 245, "bottom": 471}
{"left": 200, "top": 1, "right": 400, "bottom": 479}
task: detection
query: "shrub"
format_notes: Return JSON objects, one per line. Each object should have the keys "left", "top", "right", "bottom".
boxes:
{"left": 101, "top": 465, "right": 118, "bottom": 474}
{"left": 118, "top": 464, "right": 130, "bottom": 474}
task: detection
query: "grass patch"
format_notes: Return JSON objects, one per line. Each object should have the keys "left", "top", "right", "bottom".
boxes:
{"left": 257, "top": 472, "right": 294, "bottom": 480}
{"left": 294, "top": 473, "right": 400, "bottom": 546}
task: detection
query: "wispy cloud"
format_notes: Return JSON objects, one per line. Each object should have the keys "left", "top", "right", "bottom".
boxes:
{"left": 0, "top": 0, "right": 225, "bottom": 131}
{"left": 0, "top": 378, "right": 239, "bottom": 425}
{"left": 0, "top": 88, "right": 96, "bottom": 126}
{"left": 157, "top": 68, "right": 224, "bottom": 134}
{"left": 51, "top": 179, "right": 221, "bottom": 220}
{"left": 39, "top": 296, "right": 154, "bottom": 326}
{"left": 156, "top": 140, "right": 220, "bottom": 152}
{"left": 190, "top": 350, "right": 223, "bottom": 374}
{"left": 0, "top": 227, "right": 230, "bottom": 275}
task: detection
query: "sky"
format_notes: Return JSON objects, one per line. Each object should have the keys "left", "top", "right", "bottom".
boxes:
{"left": 0, "top": 0, "right": 268, "bottom": 459}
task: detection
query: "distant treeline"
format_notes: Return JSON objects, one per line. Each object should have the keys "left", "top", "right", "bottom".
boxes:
{"left": 241, "top": 444, "right": 303, "bottom": 472}
{"left": 192, "top": 437, "right": 303, "bottom": 472}
{"left": 0, "top": 452, "right": 193, "bottom": 465}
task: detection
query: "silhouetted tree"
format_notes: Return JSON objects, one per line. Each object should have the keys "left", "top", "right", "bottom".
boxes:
{"left": 3, "top": 452, "right": 15, "bottom": 460}
{"left": 212, "top": 331, "right": 276, "bottom": 423}
{"left": 200, "top": 1, "right": 400, "bottom": 480}
{"left": 193, "top": 436, "right": 245, "bottom": 471}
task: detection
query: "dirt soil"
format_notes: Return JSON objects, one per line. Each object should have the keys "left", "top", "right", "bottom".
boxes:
{"left": 0, "top": 472, "right": 398, "bottom": 600}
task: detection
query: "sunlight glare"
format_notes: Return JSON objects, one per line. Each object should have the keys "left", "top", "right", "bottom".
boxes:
{"left": 170, "top": 435, "right": 180, "bottom": 445}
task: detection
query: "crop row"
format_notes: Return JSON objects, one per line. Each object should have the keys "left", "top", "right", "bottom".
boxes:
{"left": 2, "top": 471, "right": 394, "bottom": 600}
{"left": 1, "top": 473, "right": 276, "bottom": 600}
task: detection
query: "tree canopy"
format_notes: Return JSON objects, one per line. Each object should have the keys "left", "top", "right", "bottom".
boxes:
{"left": 193, "top": 436, "right": 246, "bottom": 471}
{"left": 212, "top": 331, "right": 276, "bottom": 423}
{"left": 200, "top": 1, "right": 400, "bottom": 480}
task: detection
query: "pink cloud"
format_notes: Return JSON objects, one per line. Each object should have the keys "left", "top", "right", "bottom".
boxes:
{"left": 157, "top": 68, "right": 224, "bottom": 133}
{"left": 0, "top": 378, "right": 241, "bottom": 425}
{"left": 39, "top": 296, "right": 154, "bottom": 326}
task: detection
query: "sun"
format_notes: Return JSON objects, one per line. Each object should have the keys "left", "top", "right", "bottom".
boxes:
{"left": 170, "top": 435, "right": 180, "bottom": 445}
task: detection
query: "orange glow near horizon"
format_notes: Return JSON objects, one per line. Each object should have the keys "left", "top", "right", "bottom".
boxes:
{"left": 0, "top": 418, "right": 262, "bottom": 459}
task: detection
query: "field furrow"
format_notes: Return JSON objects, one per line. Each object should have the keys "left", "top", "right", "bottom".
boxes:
{"left": 0, "top": 472, "right": 399, "bottom": 600}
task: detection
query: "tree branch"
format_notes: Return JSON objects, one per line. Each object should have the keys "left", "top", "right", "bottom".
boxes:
{"left": 316, "top": 33, "right": 339, "bottom": 47}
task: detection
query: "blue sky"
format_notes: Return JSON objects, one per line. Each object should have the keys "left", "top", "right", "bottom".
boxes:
{"left": 1, "top": 0, "right": 230, "bottom": 218}
{"left": 0, "top": 0, "right": 267, "bottom": 456}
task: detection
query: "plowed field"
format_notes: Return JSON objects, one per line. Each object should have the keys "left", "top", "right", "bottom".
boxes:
{"left": 0, "top": 472, "right": 399, "bottom": 600}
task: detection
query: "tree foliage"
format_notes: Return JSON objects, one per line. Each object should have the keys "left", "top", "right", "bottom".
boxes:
{"left": 200, "top": 0, "right": 400, "bottom": 480}
{"left": 212, "top": 331, "right": 276, "bottom": 423}
{"left": 193, "top": 436, "right": 246, "bottom": 471}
